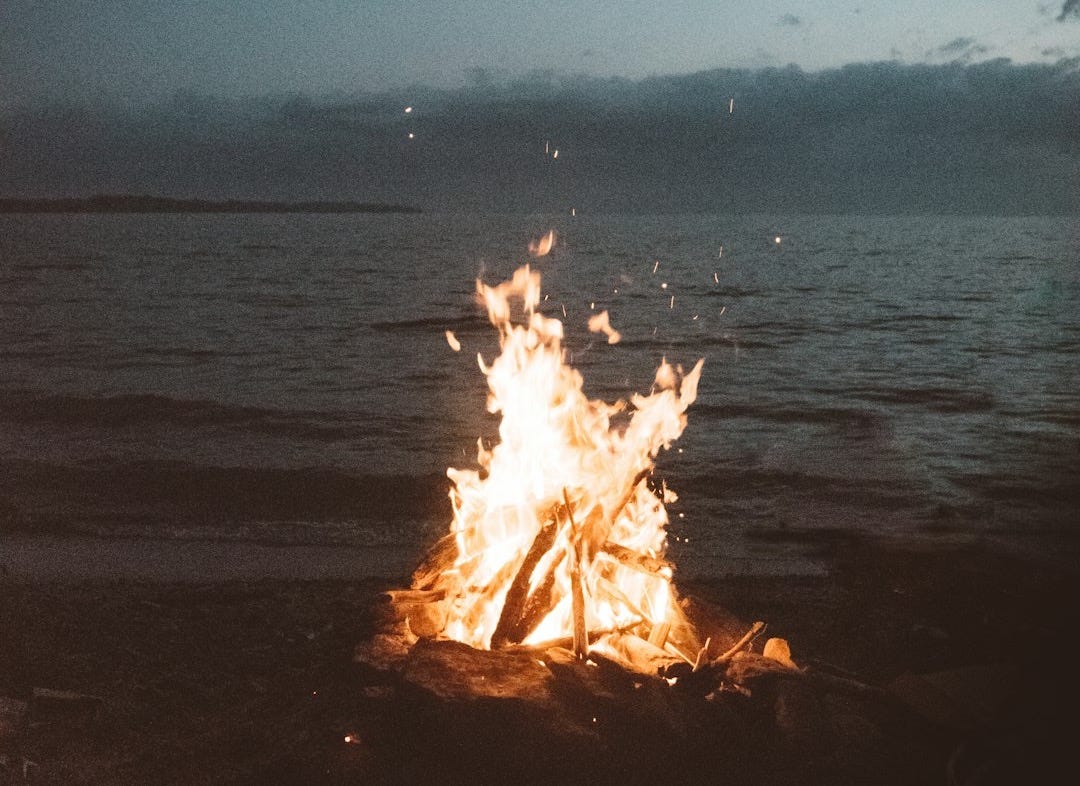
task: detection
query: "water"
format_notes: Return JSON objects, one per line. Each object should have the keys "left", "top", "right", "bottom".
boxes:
{"left": 2, "top": 212, "right": 1078, "bottom": 575}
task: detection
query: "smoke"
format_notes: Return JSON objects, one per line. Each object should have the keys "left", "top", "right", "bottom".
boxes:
{"left": 1058, "top": 1, "right": 1080, "bottom": 21}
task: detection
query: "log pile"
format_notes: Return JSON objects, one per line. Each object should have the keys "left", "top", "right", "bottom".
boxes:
{"left": 354, "top": 594, "right": 947, "bottom": 786}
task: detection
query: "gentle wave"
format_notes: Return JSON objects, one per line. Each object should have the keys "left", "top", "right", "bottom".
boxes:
{"left": 0, "top": 390, "right": 388, "bottom": 441}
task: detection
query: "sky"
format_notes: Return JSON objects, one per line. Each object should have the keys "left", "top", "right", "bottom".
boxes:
{"left": 1, "top": 2, "right": 1078, "bottom": 212}
{"left": 2, "top": 1, "right": 1079, "bottom": 106}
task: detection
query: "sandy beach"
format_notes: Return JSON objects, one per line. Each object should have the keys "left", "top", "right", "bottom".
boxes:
{"left": 3, "top": 531, "right": 1077, "bottom": 785}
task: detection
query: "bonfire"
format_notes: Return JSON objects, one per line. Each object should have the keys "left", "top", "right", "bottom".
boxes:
{"left": 381, "top": 253, "right": 776, "bottom": 675}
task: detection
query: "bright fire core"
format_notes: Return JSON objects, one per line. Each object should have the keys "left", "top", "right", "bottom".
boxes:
{"left": 416, "top": 264, "right": 704, "bottom": 657}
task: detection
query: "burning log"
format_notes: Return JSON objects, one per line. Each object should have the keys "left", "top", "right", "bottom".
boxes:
{"left": 648, "top": 620, "right": 671, "bottom": 649}
{"left": 565, "top": 490, "right": 589, "bottom": 659}
{"left": 410, "top": 533, "right": 458, "bottom": 591}
{"left": 597, "top": 542, "right": 673, "bottom": 578}
{"left": 597, "top": 631, "right": 683, "bottom": 677}
{"left": 491, "top": 509, "right": 561, "bottom": 648}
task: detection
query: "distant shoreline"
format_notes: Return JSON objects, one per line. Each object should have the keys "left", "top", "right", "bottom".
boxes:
{"left": 0, "top": 195, "right": 422, "bottom": 214}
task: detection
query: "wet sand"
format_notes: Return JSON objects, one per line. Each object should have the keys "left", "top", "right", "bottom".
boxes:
{"left": 1, "top": 533, "right": 1078, "bottom": 784}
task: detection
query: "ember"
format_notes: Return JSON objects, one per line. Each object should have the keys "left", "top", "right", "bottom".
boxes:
{"left": 392, "top": 255, "right": 712, "bottom": 674}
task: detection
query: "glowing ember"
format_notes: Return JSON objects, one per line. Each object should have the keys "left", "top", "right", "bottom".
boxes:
{"left": 405, "top": 258, "right": 705, "bottom": 667}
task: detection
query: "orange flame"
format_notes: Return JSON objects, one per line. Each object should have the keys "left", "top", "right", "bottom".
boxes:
{"left": 587, "top": 310, "right": 622, "bottom": 345}
{"left": 528, "top": 229, "right": 555, "bottom": 258}
{"left": 421, "top": 262, "right": 703, "bottom": 655}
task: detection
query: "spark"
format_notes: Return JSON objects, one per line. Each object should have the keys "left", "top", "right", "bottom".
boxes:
{"left": 571, "top": 207, "right": 576, "bottom": 217}
{"left": 729, "top": 98, "right": 734, "bottom": 113}
{"left": 344, "top": 735, "right": 360, "bottom": 745}
{"left": 661, "top": 282, "right": 668, "bottom": 290}
{"left": 718, "top": 246, "right": 724, "bottom": 258}
{"left": 553, "top": 149, "right": 559, "bottom": 159}
{"left": 590, "top": 301, "right": 595, "bottom": 309}
{"left": 713, "top": 272, "right": 719, "bottom": 283}
{"left": 445, "top": 330, "right": 461, "bottom": 352}
{"left": 545, "top": 140, "right": 550, "bottom": 154}
{"left": 562, "top": 304, "right": 567, "bottom": 317}
{"left": 719, "top": 306, "right": 726, "bottom": 316}
{"left": 669, "top": 295, "right": 675, "bottom": 309}
{"left": 692, "top": 314, "right": 699, "bottom": 320}
{"left": 404, "top": 106, "right": 413, "bottom": 113}
{"left": 652, "top": 260, "right": 660, "bottom": 274}
{"left": 774, "top": 236, "right": 781, "bottom": 244}
{"left": 408, "top": 132, "right": 415, "bottom": 139}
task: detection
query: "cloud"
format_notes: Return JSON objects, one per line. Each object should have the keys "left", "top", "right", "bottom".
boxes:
{"left": 777, "top": 14, "right": 802, "bottom": 27}
{"left": 1058, "top": 1, "right": 1080, "bottom": 21}
{"left": 1, "top": 59, "right": 1077, "bottom": 214}
{"left": 927, "top": 37, "right": 990, "bottom": 62}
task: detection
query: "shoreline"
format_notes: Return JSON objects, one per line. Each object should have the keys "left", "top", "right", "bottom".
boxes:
{"left": 2, "top": 533, "right": 1077, "bottom": 783}
{"left": 3, "top": 533, "right": 1077, "bottom": 783}
{"left": 2, "top": 526, "right": 1076, "bottom": 585}
{"left": 0, "top": 535, "right": 415, "bottom": 584}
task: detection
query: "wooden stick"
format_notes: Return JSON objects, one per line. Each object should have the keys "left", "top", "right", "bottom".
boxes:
{"left": 598, "top": 542, "right": 673, "bottom": 577}
{"left": 714, "top": 621, "right": 767, "bottom": 663}
{"left": 602, "top": 631, "right": 682, "bottom": 675}
{"left": 647, "top": 620, "right": 671, "bottom": 649}
{"left": 384, "top": 588, "right": 446, "bottom": 604}
{"left": 583, "top": 470, "right": 648, "bottom": 557}
{"left": 593, "top": 576, "right": 649, "bottom": 626}
{"left": 691, "top": 637, "right": 712, "bottom": 672}
{"left": 565, "top": 489, "right": 588, "bottom": 660}
{"left": 506, "top": 549, "right": 565, "bottom": 643}
{"left": 410, "top": 533, "right": 459, "bottom": 590}
{"left": 662, "top": 640, "right": 697, "bottom": 666}
{"left": 519, "top": 616, "right": 644, "bottom": 653}
{"left": 490, "top": 511, "right": 560, "bottom": 648}
{"left": 611, "top": 468, "right": 651, "bottom": 522}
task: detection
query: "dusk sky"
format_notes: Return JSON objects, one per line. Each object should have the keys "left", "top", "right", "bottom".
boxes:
{"left": 2, "top": 2, "right": 1078, "bottom": 212}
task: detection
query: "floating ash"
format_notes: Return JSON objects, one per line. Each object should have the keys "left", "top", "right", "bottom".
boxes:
{"left": 385, "top": 259, "right": 734, "bottom": 675}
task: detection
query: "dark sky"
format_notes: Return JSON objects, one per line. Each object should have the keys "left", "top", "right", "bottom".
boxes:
{"left": 1, "top": 2, "right": 1078, "bottom": 213}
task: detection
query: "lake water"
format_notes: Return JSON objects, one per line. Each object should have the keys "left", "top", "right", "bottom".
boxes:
{"left": 2, "top": 212, "right": 1078, "bottom": 576}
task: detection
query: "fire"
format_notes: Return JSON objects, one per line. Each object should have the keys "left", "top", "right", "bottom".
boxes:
{"left": 406, "top": 259, "right": 705, "bottom": 667}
